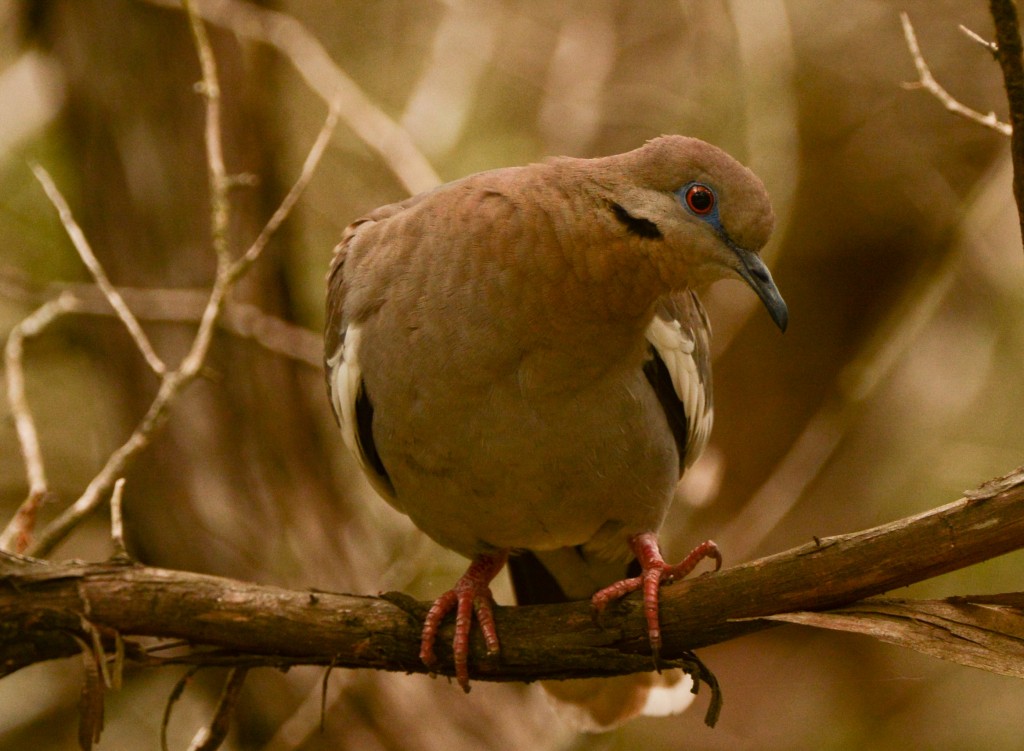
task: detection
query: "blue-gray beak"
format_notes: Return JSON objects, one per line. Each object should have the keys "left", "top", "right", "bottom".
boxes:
{"left": 732, "top": 247, "right": 788, "bottom": 332}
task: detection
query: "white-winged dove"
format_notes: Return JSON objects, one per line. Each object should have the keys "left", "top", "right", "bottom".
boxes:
{"left": 325, "top": 135, "right": 786, "bottom": 728}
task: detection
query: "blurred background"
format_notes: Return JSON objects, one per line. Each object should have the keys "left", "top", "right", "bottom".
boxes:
{"left": 2, "top": 0, "right": 1024, "bottom": 748}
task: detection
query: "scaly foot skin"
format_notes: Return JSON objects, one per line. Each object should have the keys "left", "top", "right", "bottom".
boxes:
{"left": 591, "top": 533, "right": 722, "bottom": 664}
{"left": 419, "top": 549, "right": 509, "bottom": 691}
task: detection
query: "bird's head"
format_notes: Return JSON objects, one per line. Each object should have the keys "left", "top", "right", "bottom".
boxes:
{"left": 592, "top": 135, "right": 787, "bottom": 331}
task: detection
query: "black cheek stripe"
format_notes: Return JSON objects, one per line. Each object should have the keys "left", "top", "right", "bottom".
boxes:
{"left": 610, "top": 202, "right": 663, "bottom": 240}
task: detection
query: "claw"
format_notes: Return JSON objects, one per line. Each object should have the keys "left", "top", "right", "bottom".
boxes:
{"left": 419, "top": 550, "right": 508, "bottom": 691}
{"left": 591, "top": 534, "right": 721, "bottom": 665}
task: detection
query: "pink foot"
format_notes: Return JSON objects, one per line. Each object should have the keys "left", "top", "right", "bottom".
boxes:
{"left": 420, "top": 549, "right": 509, "bottom": 691}
{"left": 591, "top": 533, "right": 721, "bottom": 663}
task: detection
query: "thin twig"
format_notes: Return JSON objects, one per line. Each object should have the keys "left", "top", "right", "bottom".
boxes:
{"left": 23, "top": 4, "right": 338, "bottom": 556}
{"left": 5, "top": 296, "right": 73, "bottom": 494}
{"left": 0, "top": 293, "right": 78, "bottom": 553}
{"left": 29, "top": 164, "right": 167, "bottom": 375}
{"left": 0, "top": 17, "right": 332, "bottom": 556}
{"left": 26, "top": 104, "right": 339, "bottom": 558}
{"left": 9, "top": 0, "right": 333, "bottom": 563}
{"left": 146, "top": 0, "right": 441, "bottom": 194}
{"left": 176, "top": 105, "right": 339, "bottom": 382}
{"left": 109, "top": 478, "right": 129, "bottom": 561}
{"left": 218, "top": 298, "right": 322, "bottom": 368}
{"left": 260, "top": 656, "right": 355, "bottom": 750}
{"left": 28, "top": 373, "right": 182, "bottom": 557}
{"left": 900, "top": 12, "right": 1011, "bottom": 137}
{"left": 228, "top": 103, "right": 340, "bottom": 280}
{"left": 960, "top": 24, "right": 999, "bottom": 55}
{"left": 73, "top": 632, "right": 105, "bottom": 750}
{"left": 184, "top": 0, "right": 231, "bottom": 268}
{"left": 187, "top": 667, "right": 248, "bottom": 751}
{"left": 174, "top": 0, "right": 235, "bottom": 383}
{"left": 81, "top": 283, "right": 321, "bottom": 367}
{"left": 319, "top": 660, "right": 335, "bottom": 733}
{"left": 1, "top": 274, "right": 324, "bottom": 367}
{"left": 162, "top": 666, "right": 202, "bottom": 751}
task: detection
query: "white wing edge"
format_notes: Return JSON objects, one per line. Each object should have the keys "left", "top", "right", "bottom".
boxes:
{"left": 327, "top": 323, "right": 363, "bottom": 462}
{"left": 644, "top": 316, "right": 713, "bottom": 467}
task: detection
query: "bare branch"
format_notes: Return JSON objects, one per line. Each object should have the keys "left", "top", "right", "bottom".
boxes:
{"left": 218, "top": 299, "right": 322, "bottom": 368}
{"left": 109, "top": 478, "right": 128, "bottom": 561}
{"left": 147, "top": 0, "right": 441, "bottom": 194}
{"left": 184, "top": 0, "right": 231, "bottom": 268}
{"left": 960, "top": 24, "right": 999, "bottom": 55}
{"left": 25, "top": 71, "right": 336, "bottom": 559}
{"left": 79, "top": 285, "right": 321, "bottom": 367}
{"left": 8, "top": 5, "right": 392, "bottom": 557}
{"left": 900, "top": 12, "right": 1011, "bottom": 136}
{"left": 5, "top": 296, "right": 73, "bottom": 495}
{"left": 228, "top": 103, "right": 340, "bottom": 281}
{"left": 187, "top": 668, "right": 248, "bottom": 751}
{"left": 162, "top": 667, "right": 202, "bottom": 751}
{"left": 28, "top": 372, "right": 183, "bottom": 557}
{"left": 29, "top": 164, "right": 167, "bottom": 375}
{"left": 0, "top": 293, "right": 77, "bottom": 553}
{"left": 74, "top": 633, "right": 105, "bottom": 751}
{"left": 1, "top": 274, "right": 323, "bottom": 367}
{"left": 4, "top": 465, "right": 1024, "bottom": 685}
{"left": 178, "top": 101, "right": 337, "bottom": 382}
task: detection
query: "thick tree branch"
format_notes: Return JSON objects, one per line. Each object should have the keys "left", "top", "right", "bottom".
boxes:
{"left": 3, "top": 466, "right": 1023, "bottom": 684}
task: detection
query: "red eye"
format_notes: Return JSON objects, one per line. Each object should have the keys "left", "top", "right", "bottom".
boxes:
{"left": 685, "top": 184, "right": 715, "bottom": 215}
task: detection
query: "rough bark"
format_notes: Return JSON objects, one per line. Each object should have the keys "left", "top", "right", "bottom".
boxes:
{"left": 4, "top": 466, "right": 1023, "bottom": 684}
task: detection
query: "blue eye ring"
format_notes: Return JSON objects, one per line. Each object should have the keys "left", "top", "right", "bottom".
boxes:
{"left": 683, "top": 183, "right": 715, "bottom": 215}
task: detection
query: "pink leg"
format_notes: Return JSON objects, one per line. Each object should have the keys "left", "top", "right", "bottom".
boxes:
{"left": 591, "top": 533, "right": 721, "bottom": 663}
{"left": 419, "top": 549, "right": 509, "bottom": 692}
